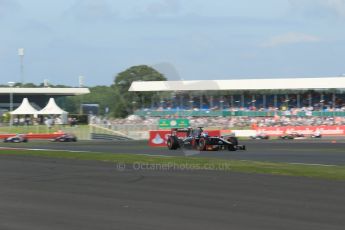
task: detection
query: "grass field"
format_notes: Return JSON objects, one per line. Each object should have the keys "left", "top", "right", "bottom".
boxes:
{"left": 0, "top": 125, "right": 61, "bottom": 134}
{"left": 1, "top": 148, "right": 345, "bottom": 181}
{"left": 0, "top": 125, "right": 131, "bottom": 140}
{"left": 0, "top": 125, "right": 91, "bottom": 139}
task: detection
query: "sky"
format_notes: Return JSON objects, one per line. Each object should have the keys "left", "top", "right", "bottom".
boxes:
{"left": 1, "top": 0, "right": 345, "bottom": 86}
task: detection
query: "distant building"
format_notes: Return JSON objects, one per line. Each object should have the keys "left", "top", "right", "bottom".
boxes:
{"left": 0, "top": 87, "right": 90, "bottom": 111}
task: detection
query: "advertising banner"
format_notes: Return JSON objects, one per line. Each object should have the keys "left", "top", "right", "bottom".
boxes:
{"left": 158, "top": 119, "right": 190, "bottom": 129}
{"left": 149, "top": 130, "right": 221, "bottom": 147}
{"left": 256, "top": 126, "right": 345, "bottom": 136}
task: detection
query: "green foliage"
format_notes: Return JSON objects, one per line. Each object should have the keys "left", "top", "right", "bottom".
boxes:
{"left": 59, "top": 86, "right": 117, "bottom": 115}
{"left": 1, "top": 112, "right": 10, "bottom": 123}
{"left": 69, "top": 114, "right": 89, "bottom": 124}
{"left": 59, "top": 65, "right": 166, "bottom": 117}
{"left": 114, "top": 65, "right": 166, "bottom": 89}
{"left": 112, "top": 65, "right": 166, "bottom": 117}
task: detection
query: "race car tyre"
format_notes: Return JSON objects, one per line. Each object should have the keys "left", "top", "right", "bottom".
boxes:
{"left": 228, "top": 144, "right": 236, "bottom": 151}
{"left": 237, "top": 145, "right": 246, "bottom": 150}
{"left": 167, "top": 136, "right": 179, "bottom": 150}
{"left": 227, "top": 137, "right": 238, "bottom": 146}
{"left": 198, "top": 137, "right": 207, "bottom": 151}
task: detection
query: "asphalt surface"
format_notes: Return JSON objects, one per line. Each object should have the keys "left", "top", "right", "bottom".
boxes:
{"left": 1, "top": 138, "right": 345, "bottom": 165}
{"left": 0, "top": 156, "right": 344, "bottom": 230}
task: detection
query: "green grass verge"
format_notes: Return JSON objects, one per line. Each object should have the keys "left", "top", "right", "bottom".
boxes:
{"left": 1, "top": 149, "right": 345, "bottom": 181}
{"left": 0, "top": 125, "right": 91, "bottom": 140}
{"left": 0, "top": 125, "right": 58, "bottom": 134}
{"left": 0, "top": 125, "right": 89, "bottom": 134}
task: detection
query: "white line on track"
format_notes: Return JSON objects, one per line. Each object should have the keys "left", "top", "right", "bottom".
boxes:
{"left": 288, "top": 162, "right": 337, "bottom": 167}
{"left": 0, "top": 147, "right": 172, "bottom": 157}
{"left": 136, "top": 153, "right": 174, "bottom": 158}
{"left": 0, "top": 146, "right": 91, "bottom": 153}
{"left": 0, "top": 147, "right": 340, "bottom": 167}
{"left": 0, "top": 147, "right": 170, "bottom": 157}
{"left": 236, "top": 159, "right": 338, "bottom": 167}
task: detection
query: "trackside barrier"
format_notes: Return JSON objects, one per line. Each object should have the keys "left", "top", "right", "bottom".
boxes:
{"left": 229, "top": 130, "right": 257, "bottom": 137}
{"left": 256, "top": 126, "right": 345, "bottom": 136}
{"left": 0, "top": 133, "right": 64, "bottom": 140}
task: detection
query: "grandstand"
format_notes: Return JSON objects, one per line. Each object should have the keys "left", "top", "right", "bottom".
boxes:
{"left": 87, "top": 77, "right": 345, "bottom": 138}
{"left": 129, "top": 77, "right": 345, "bottom": 117}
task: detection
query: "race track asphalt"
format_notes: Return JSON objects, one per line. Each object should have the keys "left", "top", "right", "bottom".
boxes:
{"left": 1, "top": 138, "right": 345, "bottom": 165}
{"left": 0, "top": 156, "right": 345, "bottom": 230}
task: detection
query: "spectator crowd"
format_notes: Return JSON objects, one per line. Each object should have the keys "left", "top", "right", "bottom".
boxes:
{"left": 90, "top": 114, "right": 345, "bottom": 130}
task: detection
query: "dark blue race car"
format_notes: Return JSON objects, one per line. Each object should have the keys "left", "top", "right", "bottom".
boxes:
{"left": 52, "top": 133, "right": 77, "bottom": 142}
{"left": 167, "top": 127, "right": 246, "bottom": 151}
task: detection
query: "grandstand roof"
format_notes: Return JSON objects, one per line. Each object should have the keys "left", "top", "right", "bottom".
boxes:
{"left": 129, "top": 77, "right": 345, "bottom": 92}
{"left": 0, "top": 87, "right": 89, "bottom": 95}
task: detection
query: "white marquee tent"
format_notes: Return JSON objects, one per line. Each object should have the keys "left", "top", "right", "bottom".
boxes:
{"left": 10, "top": 98, "right": 38, "bottom": 115}
{"left": 38, "top": 98, "right": 68, "bottom": 115}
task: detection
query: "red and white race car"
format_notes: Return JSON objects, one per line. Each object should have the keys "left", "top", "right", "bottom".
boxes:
{"left": 3, "top": 134, "right": 28, "bottom": 143}
{"left": 250, "top": 132, "right": 270, "bottom": 140}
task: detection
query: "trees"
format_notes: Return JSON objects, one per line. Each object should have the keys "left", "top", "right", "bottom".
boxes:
{"left": 60, "top": 65, "right": 166, "bottom": 117}
{"left": 112, "top": 65, "right": 167, "bottom": 117}
{"left": 114, "top": 65, "right": 165, "bottom": 89}
{"left": 58, "top": 86, "right": 117, "bottom": 115}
